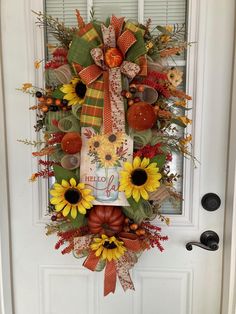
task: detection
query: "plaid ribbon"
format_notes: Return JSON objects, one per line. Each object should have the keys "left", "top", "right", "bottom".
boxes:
{"left": 80, "top": 78, "right": 104, "bottom": 129}
{"left": 125, "top": 21, "right": 146, "bottom": 36}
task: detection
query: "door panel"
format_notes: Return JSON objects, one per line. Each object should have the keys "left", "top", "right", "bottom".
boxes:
{"left": 1, "top": 0, "right": 235, "bottom": 313}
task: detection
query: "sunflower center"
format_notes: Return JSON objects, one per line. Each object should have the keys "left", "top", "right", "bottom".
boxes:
{"left": 103, "top": 241, "right": 117, "bottom": 249}
{"left": 64, "top": 188, "right": 81, "bottom": 204}
{"left": 131, "top": 168, "right": 148, "bottom": 186}
{"left": 105, "top": 154, "right": 112, "bottom": 161}
{"left": 108, "top": 134, "right": 117, "bottom": 143}
{"left": 93, "top": 141, "right": 100, "bottom": 148}
{"left": 75, "top": 82, "right": 87, "bottom": 98}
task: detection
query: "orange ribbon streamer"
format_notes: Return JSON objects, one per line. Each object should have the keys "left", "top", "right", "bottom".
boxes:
{"left": 104, "top": 260, "right": 117, "bottom": 296}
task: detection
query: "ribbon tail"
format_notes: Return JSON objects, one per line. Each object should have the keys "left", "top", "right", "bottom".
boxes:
{"left": 117, "top": 265, "right": 135, "bottom": 292}
{"left": 108, "top": 68, "right": 126, "bottom": 133}
{"left": 103, "top": 71, "right": 113, "bottom": 134}
{"left": 83, "top": 251, "right": 100, "bottom": 271}
{"left": 104, "top": 260, "right": 117, "bottom": 296}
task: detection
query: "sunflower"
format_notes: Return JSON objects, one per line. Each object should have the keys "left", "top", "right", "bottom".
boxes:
{"left": 104, "top": 132, "right": 124, "bottom": 149}
{"left": 98, "top": 147, "right": 119, "bottom": 168}
{"left": 50, "top": 178, "right": 94, "bottom": 219}
{"left": 88, "top": 134, "right": 104, "bottom": 153}
{"left": 60, "top": 77, "right": 87, "bottom": 106}
{"left": 91, "top": 234, "right": 126, "bottom": 261}
{"left": 119, "top": 156, "right": 162, "bottom": 202}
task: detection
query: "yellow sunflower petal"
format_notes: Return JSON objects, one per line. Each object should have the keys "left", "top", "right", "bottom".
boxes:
{"left": 81, "top": 199, "right": 91, "bottom": 209}
{"left": 50, "top": 190, "right": 63, "bottom": 197}
{"left": 53, "top": 183, "right": 64, "bottom": 189}
{"left": 102, "top": 248, "right": 108, "bottom": 260}
{"left": 83, "top": 195, "right": 95, "bottom": 203}
{"left": 114, "top": 249, "right": 122, "bottom": 259}
{"left": 141, "top": 157, "right": 150, "bottom": 168}
{"left": 132, "top": 188, "right": 141, "bottom": 202}
{"left": 123, "top": 162, "right": 133, "bottom": 172}
{"left": 140, "top": 188, "right": 149, "bottom": 200}
{"left": 69, "top": 177, "right": 77, "bottom": 187}
{"left": 107, "top": 250, "right": 113, "bottom": 262}
{"left": 55, "top": 201, "right": 67, "bottom": 212}
{"left": 61, "top": 180, "right": 69, "bottom": 188}
{"left": 62, "top": 204, "right": 72, "bottom": 217}
{"left": 82, "top": 189, "right": 93, "bottom": 195}
{"left": 77, "top": 183, "right": 85, "bottom": 189}
{"left": 71, "top": 78, "right": 79, "bottom": 84}
{"left": 125, "top": 187, "right": 133, "bottom": 199}
{"left": 71, "top": 206, "right": 78, "bottom": 219}
{"left": 133, "top": 156, "right": 141, "bottom": 168}
{"left": 95, "top": 246, "right": 103, "bottom": 257}
{"left": 50, "top": 196, "right": 64, "bottom": 205}
{"left": 77, "top": 203, "right": 86, "bottom": 215}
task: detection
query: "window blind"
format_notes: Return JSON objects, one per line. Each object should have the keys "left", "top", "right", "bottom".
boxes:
{"left": 44, "top": 0, "right": 187, "bottom": 214}
{"left": 144, "top": 0, "right": 186, "bottom": 25}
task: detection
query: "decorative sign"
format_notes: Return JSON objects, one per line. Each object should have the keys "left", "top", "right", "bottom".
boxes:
{"left": 80, "top": 127, "right": 133, "bottom": 206}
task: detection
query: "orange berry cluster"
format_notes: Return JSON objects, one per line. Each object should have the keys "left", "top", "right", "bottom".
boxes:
{"left": 123, "top": 217, "right": 146, "bottom": 236}
{"left": 121, "top": 84, "right": 144, "bottom": 106}
{"left": 35, "top": 91, "right": 69, "bottom": 113}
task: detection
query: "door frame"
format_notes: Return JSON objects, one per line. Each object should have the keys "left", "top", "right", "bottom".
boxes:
{"left": 0, "top": 1, "right": 235, "bottom": 313}
{"left": 0, "top": 3, "right": 13, "bottom": 313}
{"left": 221, "top": 20, "right": 236, "bottom": 314}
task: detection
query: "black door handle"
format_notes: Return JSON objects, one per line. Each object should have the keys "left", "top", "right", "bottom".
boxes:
{"left": 186, "top": 230, "right": 219, "bottom": 251}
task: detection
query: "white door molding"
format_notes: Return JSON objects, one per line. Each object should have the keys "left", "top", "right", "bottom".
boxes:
{"left": 0, "top": 3, "right": 13, "bottom": 314}
{"left": 221, "top": 15, "right": 236, "bottom": 314}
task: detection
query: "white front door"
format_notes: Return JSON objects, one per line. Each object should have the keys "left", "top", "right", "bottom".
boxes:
{"left": 1, "top": 0, "right": 235, "bottom": 314}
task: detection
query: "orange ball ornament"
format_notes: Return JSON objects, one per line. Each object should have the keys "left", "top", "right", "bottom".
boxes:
{"left": 105, "top": 48, "right": 123, "bottom": 68}
{"left": 61, "top": 132, "right": 82, "bottom": 154}
{"left": 127, "top": 102, "right": 157, "bottom": 131}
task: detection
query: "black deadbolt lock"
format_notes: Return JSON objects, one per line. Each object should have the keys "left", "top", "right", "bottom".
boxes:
{"left": 201, "top": 193, "right": 221, "bottom": 211}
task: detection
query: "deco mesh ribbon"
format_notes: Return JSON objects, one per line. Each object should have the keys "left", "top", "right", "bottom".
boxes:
{"left": 68, "top": 13, "right": 147, "bottom": 133}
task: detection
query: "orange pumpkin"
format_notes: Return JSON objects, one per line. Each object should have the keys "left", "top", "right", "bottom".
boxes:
{"left": 105, "top": 48, "right": 123, "bottom": 68}
{"left": 88, "top": 206, "right": 125, "bottom": 236}
{"left": 61, "top": 132, "right": 82, "bottom": 154}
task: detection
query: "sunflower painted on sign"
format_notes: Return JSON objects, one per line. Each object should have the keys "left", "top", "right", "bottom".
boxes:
{"left": 60, "top": 77, "right": 87, "bottom": 106}
{"left": 91, "top": 234, "right": 126, "bottom": 261}
{"left": 88, "top": 134, "right": 104, "bottom": 153}
{"left": 97, "top": 147, "right": 119, "bottom": 168}
{"left": 104, "top": 132, "right": 124, "bottom": 149}
{"left": 119, "top": 157, "right": 162, "bottom": 202}
{"left": 50, "top": 178, "right": 94, "bottom": 218}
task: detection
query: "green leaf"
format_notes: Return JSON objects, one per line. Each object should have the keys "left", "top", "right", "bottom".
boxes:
{"left": 156, "top": 25, "right": 172, "bottom": 35}
{"left": 53, "top": 165, "right": 78, "bottom": 184}
{"left": 70, "top": 214, "right": 87, "bottom": 228}
{"left": 126, "top": 31, "right": 147, "bottom": 62}
{"left": 171, "top": 118, "right": 187, "bottom": 128}
{"left": 150, "top": 154, "right": 166, "bottom": 169}
{"left": 127, "top": 196, "right": 141, "bottom": 210}
{"left": 52, "top": 88, "right": 65, "bottom": 99}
